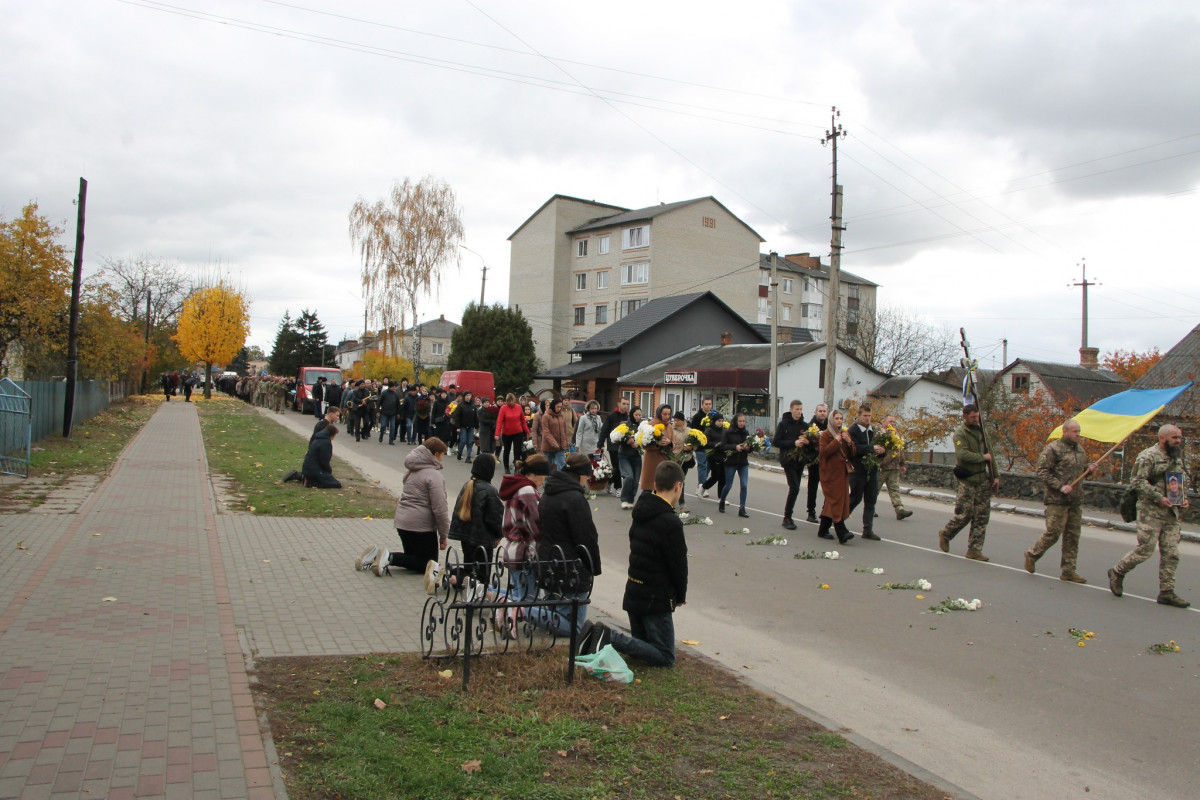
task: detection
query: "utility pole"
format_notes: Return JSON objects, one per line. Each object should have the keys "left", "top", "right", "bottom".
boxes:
{"left": 480, "top": 263, "right": 488, "bottom": 306}
{"left": 1001, "top": 337, "right": 1008, "bottom": 367}
{"left": 1070, "top": 258, "right": 1101, "bottom": 368}
{"left": 63, "top": 177, "right": 87, "bottom": 438}
{"left": 769, "top": 251, "right": 780, "bottom": 426}
{"left": 821, "top": 108, "right": 847, "bottom": 410}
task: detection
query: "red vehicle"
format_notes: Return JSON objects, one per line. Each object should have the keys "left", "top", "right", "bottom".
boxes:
{"left": 439, "top": 370, "right": 495, "bottom": 401}
{"left": 294, "top": 366, "right": 343, "bottom": 413}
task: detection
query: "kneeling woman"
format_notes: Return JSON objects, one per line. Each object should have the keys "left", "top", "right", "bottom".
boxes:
{"left": 372, "top": 437, "right": 451, "bottom": 589}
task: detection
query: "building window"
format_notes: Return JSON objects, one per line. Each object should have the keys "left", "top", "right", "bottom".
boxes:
{"left": 666, "top": 391, "right": 682, "bottom": 412}
{"left": 783, "top": 278, "right": 794, "bottom": 294}
{"left": 621, "top": 298, "right": 645, "bottom": 317}
{"left": 576, "top": 239, "right": 588, "bottom": 257}
{"left": 760, "top": 269, "right": 770, "bottom": 286}
{"left": 573, "top": 307, "right": 586, "bottom": 325}
{"left": 575, "top": 273, "right": 586, "bottom": 290}
{"left": 596, "top": 270, "right": 609, "bottom": 289}
{"left": 622, "top": 389, "right": 635, "bottom": 406}
{"left": 846, "top": 309, "right": 859, "bottom": 337}
{"left": 803, "top": 277, "right": 811, "bottom": 292}
{"left": 431, "top": 342, "right": 444, "bottom": 356}
{"left": 757, "top": 297, "right": 768, "bottom": 315}
{"left": 640, "top": 391, "right": 653, "bottom": 412}
{"left": 818, "top": 358, "right": 826, "bottom": 389}
{"left": 621, "top": 261, "right": 649, "bottom": 285}
{"left": 622, "top": 226, "right": 649, "bottom": 249}
{"left": 847, "top": 284, "right": 860, "bottom": 311}
{"left": 781, "top": 304, "right": 792, "bottom": 322}
{"left": 595, "top": 305, "right": 607, "bottom": 325}
{"left": 598, "top": 235, "right": 610, "bottom": 255}
{"left": 1012, "top": 373, "right": 1030, "bottom": 393}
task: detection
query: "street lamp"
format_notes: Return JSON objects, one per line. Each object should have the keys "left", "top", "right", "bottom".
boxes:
{"left": 459, "top": 244, "right": 488, "bottom": 306}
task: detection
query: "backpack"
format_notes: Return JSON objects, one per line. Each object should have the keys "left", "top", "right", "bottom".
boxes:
{"left": 1118, "top": 487, "right": 1138, "bottom": 523}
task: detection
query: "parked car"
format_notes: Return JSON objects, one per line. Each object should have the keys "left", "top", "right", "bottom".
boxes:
{"left": 439, "top": 370, "right": 495, "bottom": 401}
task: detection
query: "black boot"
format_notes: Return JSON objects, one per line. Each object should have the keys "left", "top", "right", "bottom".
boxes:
{"left": 718, "top": 499, "right": 726, "bottom": 513}
{"left": 817, "top": 516, "right": 835, "bottom": 540}
{"left": 738, "top": 507, "right": 749, "bottom": 518}
{"left": 782, "top": 517, "right": 798, "bottom": 530}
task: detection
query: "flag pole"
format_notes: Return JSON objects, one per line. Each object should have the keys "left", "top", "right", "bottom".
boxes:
{"left": 1068, "top": 437, "right": 1128, "bottom": 489}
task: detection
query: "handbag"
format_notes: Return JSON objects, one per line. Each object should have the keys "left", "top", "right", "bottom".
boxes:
{"left": 574, "top": 644, "right": 634, "bottom": 684}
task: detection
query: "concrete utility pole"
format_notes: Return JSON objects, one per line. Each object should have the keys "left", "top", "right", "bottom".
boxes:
{"left": 140, "top": 291, "right": 151, "bottom": 394}
{"left": 63, "top": 177, "right": 87, "bottom": 438}
{"left": 769, "top": 251, "right": 780, "bottom": 426}
{"left": 1070, "top": 258, "right": 1101, "bottom": 368}
{"left": 821, "top": 108, "right": 847, "bottom": 410}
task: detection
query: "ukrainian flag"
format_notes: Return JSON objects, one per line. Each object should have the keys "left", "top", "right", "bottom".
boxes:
{"left": 1048, "top": 383, "right": 1193, "bottom": 443}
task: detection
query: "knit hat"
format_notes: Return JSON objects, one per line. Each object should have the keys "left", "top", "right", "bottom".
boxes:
{"left": 470, "top": 455, "right": 497, "bottom": 483}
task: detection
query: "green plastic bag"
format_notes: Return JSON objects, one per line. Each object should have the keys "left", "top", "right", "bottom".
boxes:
{"left": 574, "top": 644, "right": 634, "bottom": 684}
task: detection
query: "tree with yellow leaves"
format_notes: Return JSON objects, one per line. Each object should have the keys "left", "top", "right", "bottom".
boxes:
{"left": 0, "top": 203, "right": 72, "bottom": 376}
{"left": 174, "top": 282, "right": 250, "bottom": 398}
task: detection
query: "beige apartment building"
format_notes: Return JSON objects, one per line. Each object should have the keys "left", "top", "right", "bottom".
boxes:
{"left": 508, "top": 195, "right": 765, "bottom": 372}
{"left": 508, "top": 194, "right": 880, "bottom": 375}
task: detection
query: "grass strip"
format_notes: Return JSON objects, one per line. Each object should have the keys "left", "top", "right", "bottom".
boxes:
{"left": 255, "top": 650, "right": 948, "bottom": 800}
{"left": 25, "top": 394, "right": 161, "bottom": 476}
{"left": 195, "top": 396, "right": 397, "bottom": 518}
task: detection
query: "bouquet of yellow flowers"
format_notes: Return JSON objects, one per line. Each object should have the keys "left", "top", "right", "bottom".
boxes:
{"left": 875, "top": 425, "right": 905, "bottom": 456}
{"left": 608, "top": 422, "right": 635, "bottom": 446}
{"left": 685, "top": 429, "right": 707, "bottom": 451}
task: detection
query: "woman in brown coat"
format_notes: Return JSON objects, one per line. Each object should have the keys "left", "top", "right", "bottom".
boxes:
{"left": 639, "top": 404, "right": 676, "bottom": 493}
{"left": 539, "top": 398, "right": 570, "bottom": 471}
{"left": 817, "top": 409, "right": 855, "bottom": 544}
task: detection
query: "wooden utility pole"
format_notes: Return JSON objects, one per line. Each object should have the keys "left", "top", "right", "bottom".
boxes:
{"left": 768, "top": 251, "right": 780, "bottom": 426}
{"left": 821, "top": 108, "right": 847, "bottom": 410}
{"left": 63, "top": 177, "right": 87, "bottom": 437}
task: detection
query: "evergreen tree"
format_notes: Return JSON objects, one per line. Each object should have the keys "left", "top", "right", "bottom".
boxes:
{"left": 294, "top": 308, "right": 329, "bottom": 365}
{"left": 268, "top": 311, "right": 304, "bottom": 376}
{"left": 230, "top": 346, "right": 250, "bottom": 376}
{"left": 447, "top": 303, "right": 537, "bottom": 394}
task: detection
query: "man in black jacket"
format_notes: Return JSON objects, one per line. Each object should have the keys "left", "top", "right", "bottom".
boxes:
{"left": 847, "top": 403, "right": 885, "bottom": 540}
{"left": 803, "top": 404, "right": 829, "bottom": 523}
{"left": 772, "top": 400, "right": 808, "bottom": 531}
{"left": 689, "top": 397, "right": 714, "bottom": 497}
{"left": 311, "top": 376, "right": 326, "bottom": 418}
{"left": 599, "top": 396, "right": 630, "bottom": 496}
{"left": 533, "top": 453, "right": 602, "bottom": 637}
{"left": 323, "top": 380, "right": 344, "bottom": 420}
{"left": 301, "top": 425, "right": 342, "bottom": 489}
{"left": 585, "top": 460, "right": 688, "bottom": 666}
{"left": 378, "top": 380, "right": 400, "bottom": 444}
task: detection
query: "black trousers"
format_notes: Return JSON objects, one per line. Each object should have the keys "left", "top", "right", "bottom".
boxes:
{"left": 391, "top": 529, "right": 438, "bottom": 573}
{"left": 782, "top": 458, "right": 804, "bottom": 519}
{"left": 805, "top": 461, "right": 821, "bottom": 515}
{"left": 501, "top": 433, "right": 526, "bottom": 472}
{"left": 848, "top": 469, "right": 880, "bottom": 528}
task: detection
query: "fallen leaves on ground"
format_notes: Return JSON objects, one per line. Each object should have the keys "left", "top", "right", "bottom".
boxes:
{"left": 461, "top": 759, "right": 481, "bottom": 774}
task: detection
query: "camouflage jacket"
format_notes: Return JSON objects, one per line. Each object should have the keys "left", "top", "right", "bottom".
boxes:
{"left": 1037, "top": 438, "right": 1088, "bottom": 506}
{"left": 953, "top": 423, "right": 989, "bottom": 486}
{"left": 1131, "top": 443, "right": 1187, "bottom": 520}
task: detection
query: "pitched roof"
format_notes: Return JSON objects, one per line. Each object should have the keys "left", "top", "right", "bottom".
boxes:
{"left": 1132, "top": 324, "right": 1200, "bottom": 416}
{"left": 567, "top": 196, "right": 765, "bottom": 242}
{"left": 759, "top": 253, "right": 878, "bottom": 287}
{"left": 536, "top": 358, "right": 620, "bottom": 381}
{"left": 748, "top": 324, "right": 816, "bottom": 343}
{"left": 1000, "top": 359, "right": 1126, "bottom": 407}
{"left": 618, "top": 341, "right": 872, "bottom": 384}
{"left": 507, "top": 194, "right": 628, "bottom": 241}
{"left": 569, "top": 292, "right": 765, "bottom": 354}
{"left": 403, "top": 317, "right": 460, "bottom": 339}
{"left": 870, "top": 375, "right": 924, "bottom": 397}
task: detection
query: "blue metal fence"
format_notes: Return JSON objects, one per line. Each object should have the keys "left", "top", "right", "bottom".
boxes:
{"left": 15, "top": 380, "right": 133, "bottom": 446}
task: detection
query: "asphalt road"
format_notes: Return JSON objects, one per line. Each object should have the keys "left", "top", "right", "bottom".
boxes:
{"left": 263, "top": 409, "right": 1199, "bottom": 800}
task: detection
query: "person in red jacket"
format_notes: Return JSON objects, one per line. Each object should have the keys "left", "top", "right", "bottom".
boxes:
{"left": 495, "top": 392, "right": 531, "bottom": 474}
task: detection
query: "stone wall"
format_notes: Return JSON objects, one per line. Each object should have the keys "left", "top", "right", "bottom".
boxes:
{"left": 904, "top": 463, "right": 1200, "bottom": 524}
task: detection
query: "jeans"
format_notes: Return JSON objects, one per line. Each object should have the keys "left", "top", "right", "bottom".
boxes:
{"left": 720, "top": 464, "right": 749, "bottom": 507}
{"left": 694, "top": 449, "right": 709, "bottom": 486}
{"left": 544, "top": 450, "right": 565, "bottom": 470}
{"left": 619, "top": 454, "right": 641, "bottom": 503}
{"left": 608, "top": 611, "right": 676, "bottom": 667}
{"left": 529, "top": 591, "right": 589, "bottom": 636}
{"left": 405, "top": 416, "right": 415, "bottom": 443}
{"left": 848, "top": 469, "right": 880, "bottom": 528}
{"left": 458, "top": 426, "right": 476, "bottom": 459}
{"left": 782, "top": 459, "right": 803, "bottom": 519}
{"left": 379, "top": 414, "right": 397, "bottom": 442}
{"left": 313, "top": 399, "right": 324, "bottom": 419}
{"left": 506, "top": 568, "right": 538, "bottom": 602}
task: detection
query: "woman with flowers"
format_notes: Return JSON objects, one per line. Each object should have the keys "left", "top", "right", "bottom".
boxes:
{"left": 700, "top": 413, "right": 728, "bottom": 501}
{"left": 495, "top": 393, "right": 531, "bottom": 474}
{"left": 817, "top": 409, "right": 856, "bottom": 544}
{"left": 718, "top": 413, "right": 753, "bottom": 517}
{"left": 639, "top": 404, "right": 676, "bottom": 495}
{"left": 616, "top": 406, "right": 644, "bottom": 508}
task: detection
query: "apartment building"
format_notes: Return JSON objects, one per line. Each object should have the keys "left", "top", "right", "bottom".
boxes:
{"left": 508, "top": 195, "right": 765, "bottom": 373}
{"left": 760, "top": 253, "right": 879, "bottom": 347}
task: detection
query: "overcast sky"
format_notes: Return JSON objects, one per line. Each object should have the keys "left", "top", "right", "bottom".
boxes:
{"left": 5, "top": 0, "right": 1199, "bottom": 371}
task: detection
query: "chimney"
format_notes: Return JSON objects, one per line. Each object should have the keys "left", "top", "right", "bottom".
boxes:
{"left": 778, "top": 328, "right": 793, "bottom": 344}
{"left": 439, "top": 314, "right": 445, "bottom": 322}
{"left": 1079, "top": 346, "right": 1099, "bottom": 370}
{"left": 720, "top": 331, "right": 733, "bottom": 346}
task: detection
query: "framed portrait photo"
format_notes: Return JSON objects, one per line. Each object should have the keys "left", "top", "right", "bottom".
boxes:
{"left": 1165, "top": 472, "right": 1185, "bottom": 506}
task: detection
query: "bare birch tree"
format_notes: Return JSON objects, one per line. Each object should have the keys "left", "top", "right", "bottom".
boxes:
{"left": 848, "top": 302, "right": 958, "bottom": 376}
{"left": 348, "top": 177, "right": 464, "bottom": 357}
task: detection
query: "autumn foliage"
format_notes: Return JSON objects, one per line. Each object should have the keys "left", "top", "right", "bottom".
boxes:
{"left": 174, "top": 283, "right": 250, "bottom": 396}
{"left": 1100, "top": 348, "right": 1162, "bottom": 383}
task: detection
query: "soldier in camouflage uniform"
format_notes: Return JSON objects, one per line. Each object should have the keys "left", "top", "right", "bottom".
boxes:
{"left": 1024, "top": 420, "right": 1096, "bottom": 582}
{"left": 878, "top": 415, "right": 913, "bottom": 521}
{"left": 937, "top": 405, "right": 1000, "bottom": 561}
{"left": 1108, "top": 424, "right": 1191, "bottom": 608}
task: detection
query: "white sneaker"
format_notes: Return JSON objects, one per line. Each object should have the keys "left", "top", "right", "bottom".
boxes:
{"left": 355, "top": 544, "right": 380, "bottom": 571}
{"left": 621, "top": 501, "right": 633, "bottom": 510}
{"left": 702, "top": 489, "right": 711, "bottom": 499}
{"left": 372, "top": 548, "right": 391, "bottom": 576}
{"left": 695, "top": 486, "right": 704, "bottom": 499}
{"left": 424, "top": 560, "right": 441, "bottom": 595}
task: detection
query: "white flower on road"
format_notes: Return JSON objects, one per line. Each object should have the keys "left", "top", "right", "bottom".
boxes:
{"left": 918, "top": 579, "right": 932, "bottom": 591}
{"left": 872, "top": 567, "right": 885, "bottom": 575}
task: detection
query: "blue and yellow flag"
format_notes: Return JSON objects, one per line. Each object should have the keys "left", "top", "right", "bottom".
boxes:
{"left": 1048, "top": 383, "right": 1192, "bottom": 443}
